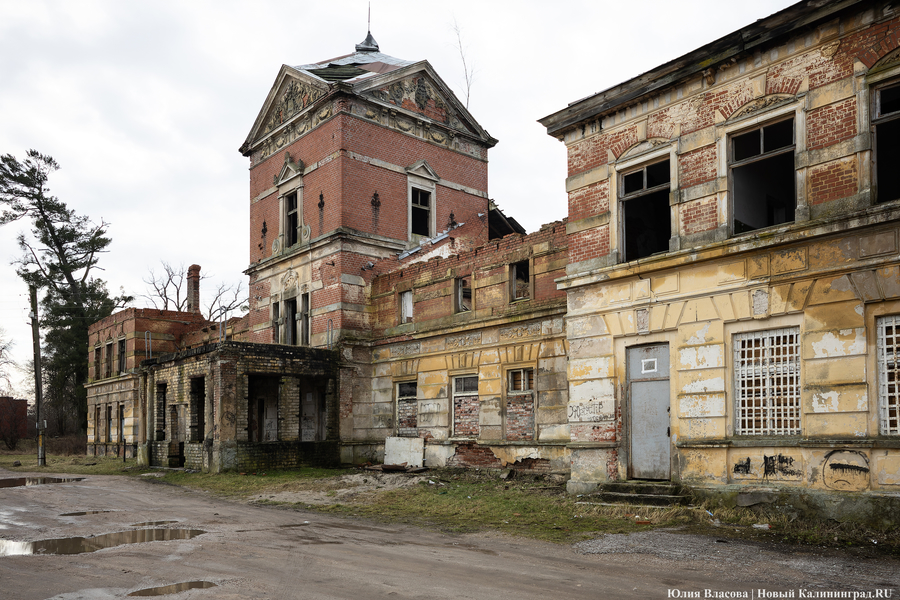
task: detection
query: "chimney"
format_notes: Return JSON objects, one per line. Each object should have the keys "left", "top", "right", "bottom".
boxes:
{"left": 187, "top": 264, "right": 201, "bottom": 314}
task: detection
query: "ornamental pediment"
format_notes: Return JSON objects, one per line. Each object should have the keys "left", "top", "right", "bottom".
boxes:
{"left": 364, "top": 73, "right": 475, "bottom": 137}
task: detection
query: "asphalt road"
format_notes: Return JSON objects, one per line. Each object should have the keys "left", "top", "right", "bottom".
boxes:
{"left": 0, "top": 469, "right": 898, "bottom": 600}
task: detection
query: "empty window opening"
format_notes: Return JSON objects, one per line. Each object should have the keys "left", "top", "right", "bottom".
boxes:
{"left": 511, "top": 261, "right": 530, "bottom": 301}
{"left": 155, "top": 383, "right": 167, "bottom": 441}
{"left": 106, "top": 405, "right": 113, "bottom": 443}
{"left": 877, "top": 315, "right": 900, "bottom": 435}
{"left": 621, "top": 159, "right": 671, "bottom": 261}
{"left": 301, "top": 382, "right": 327, "bottom": 442}
{"left": 118, "top": 405, "right": 125, "bottom": 443}
{"left": 453, "top": 375, "right": 479, "bottom": 438}
{"left": 285, "top": 192, "right": 299, "bottom": 247}
{"left": 456, "top": 277, "right": 472, "bottom": 313}
{"left": 248, "top": 376, "right": 279, "bottom": 442}
{"left": 411, "top": 188, "right": 431, "bottom": 237}
{"left": 117, "top": 339, "right": 126, "bottom": 374}
{"left": 397, "top": 381, "right": 418, "bottom": 437}
{"left": 94, "top": 406, "right": 101, "bottom": 443}
{"left": 105, "top": 342, "right": 113, "bottom": 378}
{"left": 400, "top": 290, "right": 413, "bottom": 323}
{"left": 285, "top": 298, "right": 298, "bottom": 345}
{"left": 300, "top": 292, "right": 310, "bottom": 346}
{"left": 731, "top": 118, "right": 795, "bottom": 234}
{"left": 875, "top": 82, "right": 900, "bottom": 204}
{"left": 189, "top": 377, "right": 205, "bottom": 443}
{"left": 94, "top": 347, "right": 101, "bottom": 380}
{"left": 272, "top": 301, "right": 280, "bottom": 344}
{"left": 733, "top": 327, "right": 800, "bottom": 435}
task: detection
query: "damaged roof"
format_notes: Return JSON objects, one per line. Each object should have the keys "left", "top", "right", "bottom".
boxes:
{"left": 296, "top": 31, "right": 415, "bottom": 84}
{"left": 539, "top": 0, "right": 864, "bottom": 137}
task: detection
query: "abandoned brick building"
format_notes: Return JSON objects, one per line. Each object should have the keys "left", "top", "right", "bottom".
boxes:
{"left": 87, "top": 0, "right": 900, "bottom": 522}
{"left": 540, "top": 0, "right": 900, "bottom": 519}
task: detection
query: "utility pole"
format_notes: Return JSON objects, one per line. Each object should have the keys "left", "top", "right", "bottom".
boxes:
{"left": 30, "top": 286, "right": 45, "bottom": 467}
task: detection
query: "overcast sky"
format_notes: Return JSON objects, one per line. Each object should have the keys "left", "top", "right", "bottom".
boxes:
{"left": 0, "top": 0, "right": 799, "bottom": 397}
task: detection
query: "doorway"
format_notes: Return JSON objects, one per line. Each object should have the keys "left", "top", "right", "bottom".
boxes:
{"left": 627, "top": 344, "right": 671, "bottom": 480}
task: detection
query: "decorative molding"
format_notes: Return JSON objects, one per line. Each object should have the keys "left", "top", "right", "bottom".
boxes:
{"left": 729, "top": 94, "right": 795, "bottom": 121}
{"left": 262, "top": 79, "right": 324, "bottom": 137}
{"left": 391, "top": 342, "right": 421, "bottom": 357}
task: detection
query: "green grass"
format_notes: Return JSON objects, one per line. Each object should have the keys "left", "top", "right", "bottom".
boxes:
{"left": 156, "top": 467, "right": 353, "bottom": 497}
{"left": 0, "top": 452, "right": 143, "bottom": 476}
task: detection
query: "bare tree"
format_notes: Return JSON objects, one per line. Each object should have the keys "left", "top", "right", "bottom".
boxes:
{"left": 141, "top": 261, "right": 247, "bottom": 322}
{"left": 451, "top": 18, "right": 475, "bottom": 109}
{"left": 0, "top": 327, "right": 15, "bottom": 395}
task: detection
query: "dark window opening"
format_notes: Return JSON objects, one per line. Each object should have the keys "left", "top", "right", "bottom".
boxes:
{"left": 411, "top": 188, "right": 431, "bottom": 236}
{"left": 117, "top": 339, "right": 126, "bottom": 374}
{"left": 248, "top": 375, "right": 279, "bottom": 443}
{"left": 511, "top": 261, "right": 530, "bottom": 301}
{"left": 118, "top": 405, "right": 124, "bottom": 443}
{"left": 105, "top": 343, "right": 113, "bottom": 378}
{"left": 456, "top": 277, "right": 471, "bottom": 313}
{"left": 621, "top": 159, "right": 671, "bottom": 261}
{"left": 286, "top": 192, "right": 299, "bottom": 247}
{"left": 272, "top": 301, "right": 280, "bottom": 344}
{"left": 285, "top": 298, "right": 298, "bottom": 345}
{"left": 106, "top": 406, "right": 113, "bottom": 443}
{"left": 189, "top": 377, "right": 205, "bottom": 443}
{"left": 155, "top": 383, "right": 167, "bottom": 441}
{"left": 875, "top": 83, "right": 900, "bottom": 204}
{"left": 300, "top": 293, "right": 310, "bottom": 346}
{"left": 94, "top": 347, "right": 101, "bottom": 380}
{"left": 731, "top": 118, "right": 795, "bottom": 233}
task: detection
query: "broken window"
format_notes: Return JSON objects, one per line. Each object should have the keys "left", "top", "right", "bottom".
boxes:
{"left": 621, "top": 159, "right": 671, "bottom": 261}
{"left": 397, "top": 381, "right": 418, "bottom": 437}
{"left": 456, "top": 276, "right": 472, "bottom": 313}
{"left": 105, "top": 342, "right": 113, "bottom": 378}
{"left": 400, "top": 290, "right": 413, "bottom": 324}
{"left": 730, "top": 118, "right": 795, "bottom": 234}
{"left": 453, "top": 375, "right": 479, "bottom": 438}
{"left": 117, "top": 339, "right": 126, "bottom": 374}
{"left": 511, "top": 261, "right": 530, "bottom": 301}
{"left": 733, "top": 327, "right": 800, "bottom": 435}
{"left": 285, "top": 191, "right": 299, "bottom": 247}
{"left": 508, "top": 368, "right": 534, "bottom": 393}
{"left": 94, "top": 347, "right": 101, "bottom": 380}
{"left": 410, "top": 188, "right": 431, "bottom": 237}
{"left": 877, "top": 315, "right": 900, "bottom": 435}
{"left": 874, "top": 82, "right": 900, "bottom": 204}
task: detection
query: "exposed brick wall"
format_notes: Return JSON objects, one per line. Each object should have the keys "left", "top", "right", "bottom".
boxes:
{"left": 506, "top": 394, "right": 534, "bottom": 441}
{"left": 397, "top": 398, "right": 418, "bottom": 437}
{"left": 569, "top": 226, "right": 609, "bottom": 265}
{"left": 568, "top": 180, "right": 609, "bottom": 222}
{"left": 809, "top": 156, "right": 859, "bottom": 205}
{"left": 567, "top": 126, "right": 638, "bottom": 177}
{"left": 681, "top": 197, "right": 718, "bottom": 235}
{"left": 447, "top": 443, "right": 503, "bottom": 468}
{"left": 807, "top": 98, "right": 857, "bottom": 151}
{"left": 453, "top": 395, "right": 479, "bottom": 437}
{"left": 679, "top": 145, "right": 717, "bottom": 190}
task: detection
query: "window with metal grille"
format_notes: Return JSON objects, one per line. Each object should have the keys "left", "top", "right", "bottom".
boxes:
{"left": 877, "top": 315, "right": 900, "bottom": 435}
{"left": 397, "top": 381, "right": 418, "bottom": 437}
{"left": 733, "top": 327, "right": 800, "bottom": 435}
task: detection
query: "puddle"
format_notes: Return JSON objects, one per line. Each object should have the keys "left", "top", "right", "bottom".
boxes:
{"left": 131, "top": 521, "right": 179, "bottom": 527}
{"left": 127, "top": 581, "right": 217, "bottom": 596}
{"left": 60, "top": 511, "right": 111, "bottom": 517}
{"left": 277, "top": 523, "right": 310, "bottom": 528}
{"left": 0, "top": 477, "right": 84, "bottom": 488}
{"left": 0, "top": 528, "right": 205, "bottom": 556}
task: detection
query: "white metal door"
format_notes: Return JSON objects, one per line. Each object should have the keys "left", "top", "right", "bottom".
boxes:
{"left": 628, "top": 344, "right": 671, "bottom": 480}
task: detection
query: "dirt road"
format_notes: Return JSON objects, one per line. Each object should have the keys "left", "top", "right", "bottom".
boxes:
{"left": 1, "top": 469, "right": 897, "bottom": 600}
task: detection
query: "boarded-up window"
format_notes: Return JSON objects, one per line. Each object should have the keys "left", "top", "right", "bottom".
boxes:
{"left": 397, "top": 381, "right": 418, "bottom": 437}
{"left": 453, "top": 376, "right": 479, "bottom": 438}
{"left": 733, "top": 328, "right": 800, "bottom": 435}
{"left": 877, "top": 315, "right": 900, "bottom": 435}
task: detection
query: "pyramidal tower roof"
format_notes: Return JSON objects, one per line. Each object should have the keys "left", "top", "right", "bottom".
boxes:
{"left": 295, "top": 31, "right": 415, "bottom": 84}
